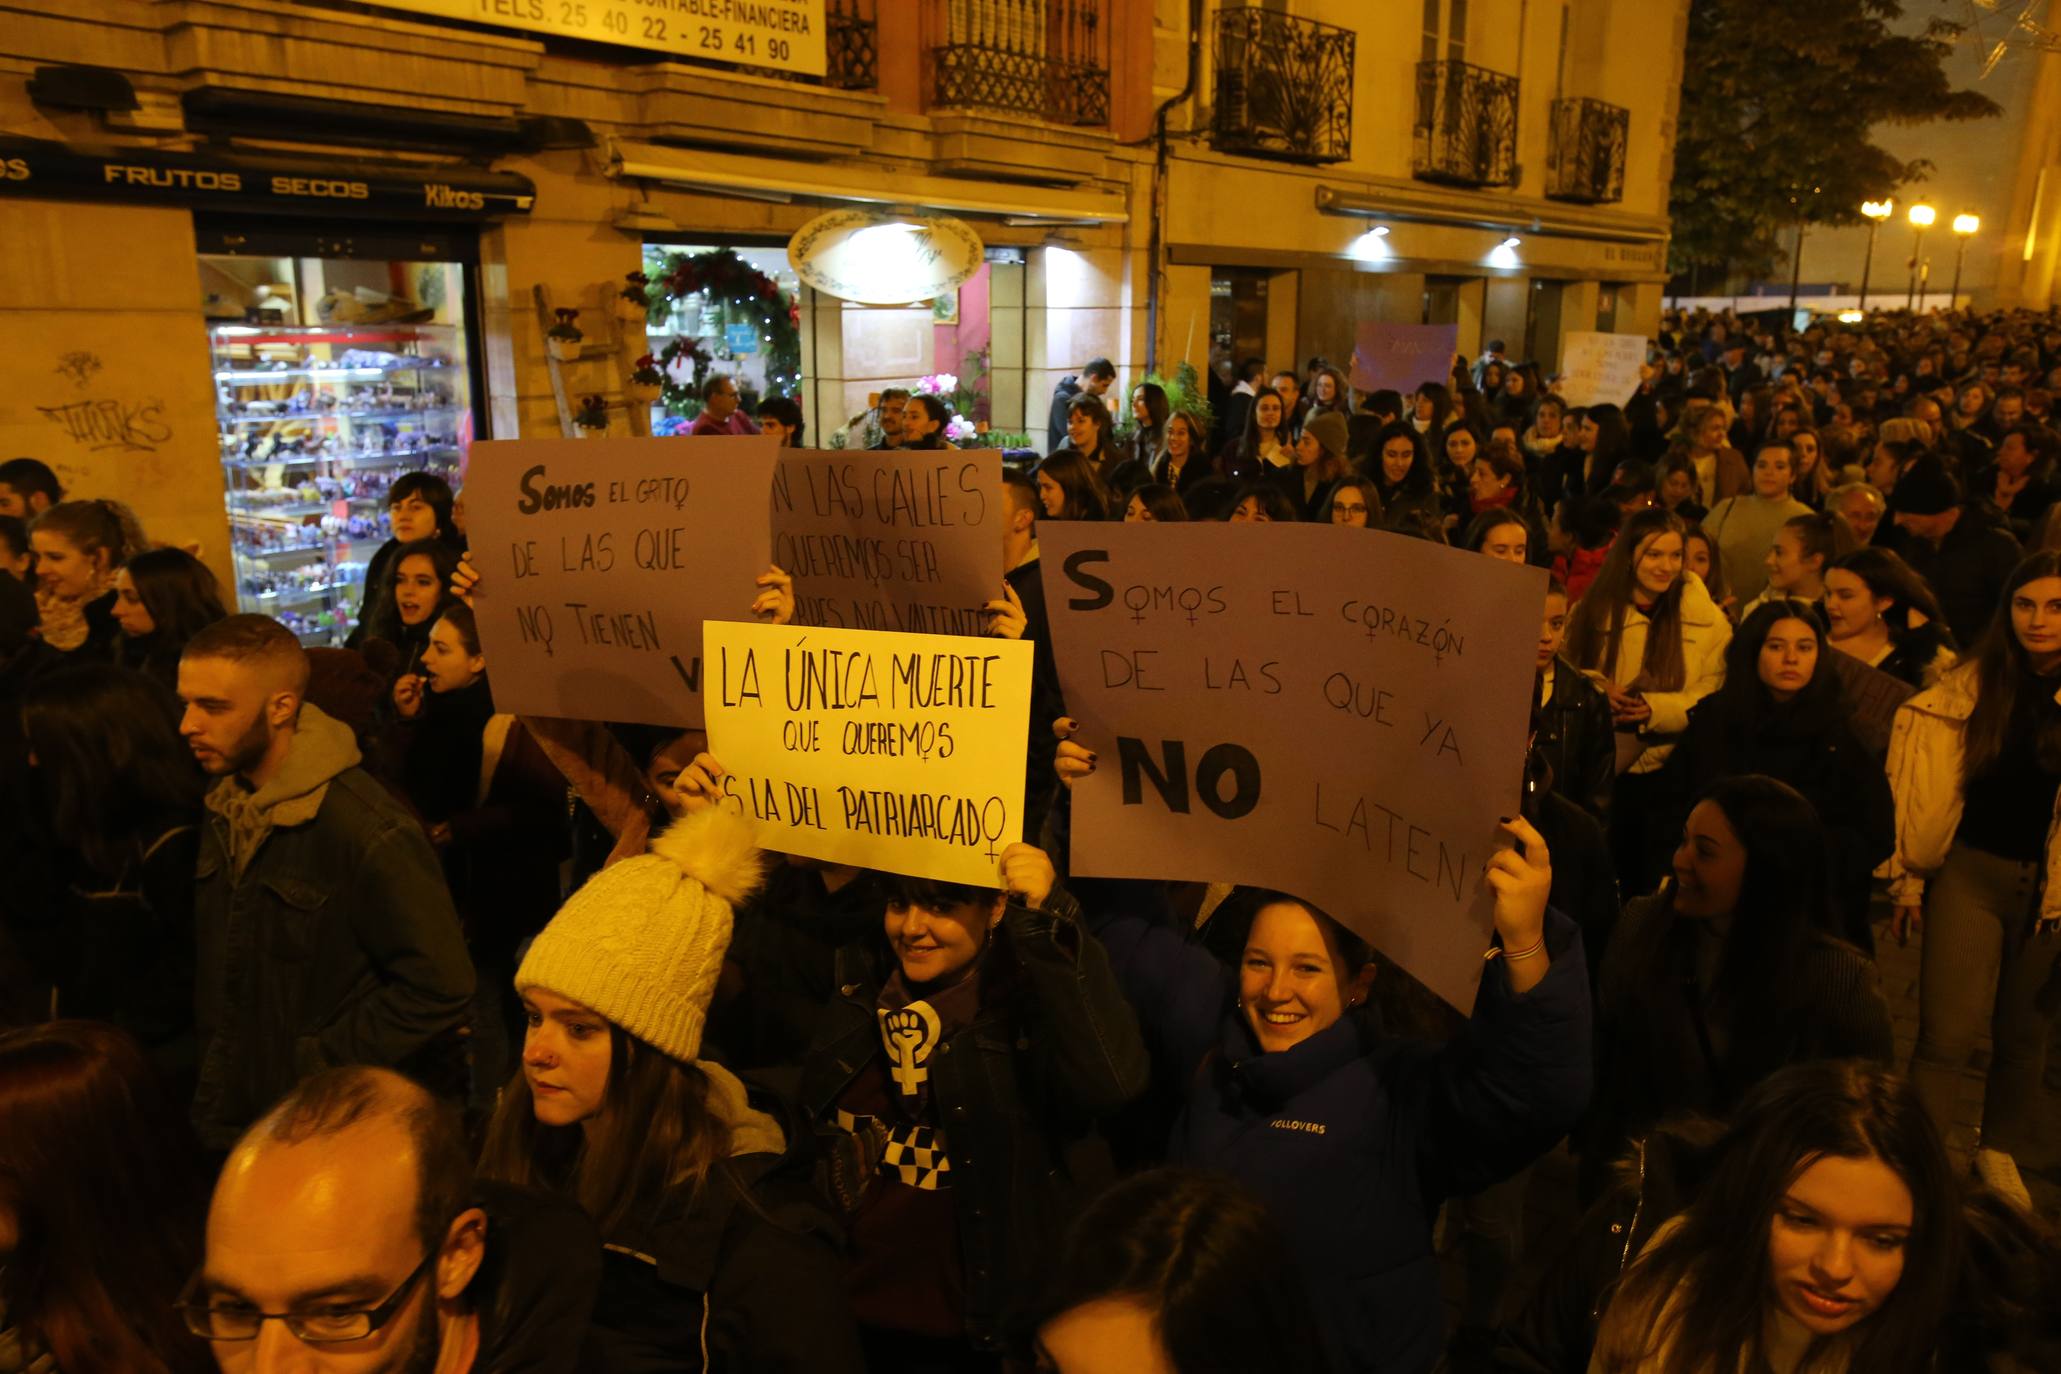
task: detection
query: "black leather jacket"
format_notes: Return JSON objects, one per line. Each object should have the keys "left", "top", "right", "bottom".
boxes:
{"left": 1535, "top": 660, "right": 1616, "bottom": 823}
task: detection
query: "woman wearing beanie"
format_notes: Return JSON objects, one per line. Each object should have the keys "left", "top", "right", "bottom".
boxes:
{"left": 478, "top": 804, "right": 865, "bottom": 1372}
{"left": 1274, "top": 410, "right": 1351, "bottom": 520}
{"left": 655, "top": 754, "right": 1151, "bottom": 1370}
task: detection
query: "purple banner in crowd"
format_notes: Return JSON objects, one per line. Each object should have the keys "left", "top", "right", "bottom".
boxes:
{"left": 1350, "top": 322, "right": 1459, "bottom": 396}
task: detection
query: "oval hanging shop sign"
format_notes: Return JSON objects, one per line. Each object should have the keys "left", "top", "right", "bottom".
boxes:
{"left": 788, "top": 210, "right": 983, "bottom": 305}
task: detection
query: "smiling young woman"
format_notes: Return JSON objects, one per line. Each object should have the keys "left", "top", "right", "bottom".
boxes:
{"left": 1053, "top": 732, "right": 1590, "bottom": 1373}
{"left": 1590, "top": 1062, "right": 1961, "bottom": 1374}
{"left": 1580, "top": 775, "right": 1893, "bottom": 1199}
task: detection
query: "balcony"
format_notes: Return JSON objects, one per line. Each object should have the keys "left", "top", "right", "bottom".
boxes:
{"left": 825, "top": 0, "right": 879, "bottom": 90}
{"left": 1211, "top": 8, "right": 1355, "bottom": 164}
{"left": 1413, "top": 59, "right": 1520, "bottom": 188}
{"left": 931, "top": 0, "right": 1110, "bottom": 127}
{"left": 1545, "top": 96, "right": 1628, "bottom": 204}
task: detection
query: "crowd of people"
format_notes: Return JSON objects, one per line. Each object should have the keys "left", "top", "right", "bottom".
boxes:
{"left": 1, "top": 304, "right": 2060, "bottom": 1374}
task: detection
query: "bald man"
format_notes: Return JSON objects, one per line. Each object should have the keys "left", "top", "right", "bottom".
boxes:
{"left": 193, "top": 1067, "right": 597, "bottom": 1372}
{"left": 178, "top": 615, "right": 474, "bottom": 1150}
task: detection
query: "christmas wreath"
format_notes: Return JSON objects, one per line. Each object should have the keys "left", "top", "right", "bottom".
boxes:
{"left": 646, "top": 247, "right": 802, "bottom": 417}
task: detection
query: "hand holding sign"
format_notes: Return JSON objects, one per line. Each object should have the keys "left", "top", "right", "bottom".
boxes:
{"left": 1485, "top": 816, "right": 1552, "bottom": 994}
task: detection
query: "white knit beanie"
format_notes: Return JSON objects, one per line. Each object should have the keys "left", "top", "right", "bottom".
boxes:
{"left": 515, "top": 806, "right": 765, "bottom": 1062}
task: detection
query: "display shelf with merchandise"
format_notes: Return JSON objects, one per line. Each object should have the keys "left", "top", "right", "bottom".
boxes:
{"left": 211, "top": 320, "right": 468, "bottom": 647}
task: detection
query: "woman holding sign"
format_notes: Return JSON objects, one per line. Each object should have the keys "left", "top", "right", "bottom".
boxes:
{"left": 1054, "top": 732, "right": 1590, "bottom": 1374}
{"left": 665, "top": 743, "right": 1150, "bottom": 1370}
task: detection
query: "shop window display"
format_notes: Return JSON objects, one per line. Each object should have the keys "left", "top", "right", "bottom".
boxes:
{"left": 202, "top": 251, "right": 475, "bottom": 646}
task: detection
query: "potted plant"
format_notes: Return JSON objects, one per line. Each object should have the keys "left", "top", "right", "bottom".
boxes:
{"left": 616, "top": 271, "right": 651, "bottom": 323}
{"left": 573, "top": 394, "right": 609, "bottom": 437}
{"left": 546, "top": 308, "right": 584, "bottom": 362}
{"left": 626, "top": 353, "right": 665, "bottom": 405}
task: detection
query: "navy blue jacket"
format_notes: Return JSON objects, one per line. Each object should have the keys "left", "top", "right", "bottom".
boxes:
{"left": 1088, "top": 904, "right": 1592, "bottom": 1374}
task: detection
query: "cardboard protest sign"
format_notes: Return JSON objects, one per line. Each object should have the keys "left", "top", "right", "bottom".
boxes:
{"left": 1826, "top": 651, "right": 1917, "bottom": 758}
{"left": 1039, "top": 522, "right": 1546, "bottom": 1010}
{"left": 702, "top": 619, "right": 1033, "bottom": 884}
{"left": 1558, "top": 330, "right": 1648, "bottom": 408}
{"left": 771, "top": 450, "right": 1001, "bottom": 636}
{"left": 463, "top": 435, "right": 778, "bottom": 727}
{"left": 1350, "top": 322, "right": 1459, "bottom": 396}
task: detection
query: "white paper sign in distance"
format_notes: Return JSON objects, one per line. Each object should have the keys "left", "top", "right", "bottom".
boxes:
{"left": 1558, "top": 330, "right": 1649, "bottom": 408}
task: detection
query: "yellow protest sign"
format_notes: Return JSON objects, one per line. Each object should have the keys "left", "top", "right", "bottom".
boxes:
{"left": 702, "top": 620, "right": 1033, "bottom": 884}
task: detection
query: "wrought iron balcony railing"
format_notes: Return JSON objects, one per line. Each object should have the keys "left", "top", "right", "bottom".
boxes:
{"left": 1210, "top": 7, "right": 1355, "bottom": 164}
{"left": 932, "top": 0, "right": 1110, "bottom": 127}
{"left": 825, "top": 0, "right": 879, "bottom": 91}
{"left": 1412, "top": 58, "right": 1520, "bottom": 188}
{"left": 1545, "top": 96, "right": 1628, "bottom": 204}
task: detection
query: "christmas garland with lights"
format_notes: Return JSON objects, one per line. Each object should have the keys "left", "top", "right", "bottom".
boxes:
{"left": 646, "top": 247, "right": 802, "bottom": 416}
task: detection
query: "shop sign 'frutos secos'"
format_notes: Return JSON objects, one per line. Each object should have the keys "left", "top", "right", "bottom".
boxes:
{"left": 365, "top": 0, "right": 827, "bottom": 78}
{"left": 788, "top": 211, "right": 985, "bottom": 306}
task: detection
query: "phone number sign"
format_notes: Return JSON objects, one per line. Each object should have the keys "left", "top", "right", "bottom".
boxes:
{"left": 370, "top": 0, "right": 827, "bottom": 77}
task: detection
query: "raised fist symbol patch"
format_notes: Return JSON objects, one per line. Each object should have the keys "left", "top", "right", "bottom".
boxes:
{"left": 880, "top": 1000, "right": 943, "bottom": 1096}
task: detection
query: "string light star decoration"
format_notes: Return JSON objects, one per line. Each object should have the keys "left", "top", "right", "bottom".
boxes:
{"left": 1959, "top": 1, "right": 2061, "bottom": 76}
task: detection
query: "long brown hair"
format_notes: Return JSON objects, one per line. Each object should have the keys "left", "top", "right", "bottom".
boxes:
{"left": 1963, "top": 550, "right": 2061, "bottom": 781}
{"left": 478, "top": 1019, "right": 733, "bottom": 1237}
{"left": 1592, "top": 1062, "right": 1960, "bottom": 1374}
{"left": 1564, "top": 508, "right": 1692, "bottom": 691}
{"left": 0, "top": 1022, "right": 211, "bottom": 1374}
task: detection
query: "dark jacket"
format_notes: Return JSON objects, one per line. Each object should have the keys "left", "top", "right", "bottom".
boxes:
{"left": 1878, "top": 618, "right": 1960, "bottom": 690}
{"left": 1151, "top": 449, "right": 1217, "bottom": 498}
{"left": 1492, "top": 1123, "right": 1720, "bottom": 1374}
{"left": 1887, "top": 511, "right": 2026, "bottom": 650}
{"left": 1046, "top": 377, "right": 1087, "bottom": 453}
{"left": 712, "top": 864, "right": 886, "bottom": 1072}
{"left": 50, "top": 819, "right": 201, "bottom": 1087}
{"left": 1535, "top": 660, "right": 1615, "bottom": 823}
{"left": 191, "top": 704, "right": 474, "bottom": 1148}
{"left": 1268, "top": 464, "right": 1338, "bottom": 522}
{"left": 1667, "top": 696, "right": 1896, "bottom": 950}
{"left": 1580, "top": 890, "right": 1893, "bottom": 1198}
{"left": 1089, "top": 901, "right": 1592, "bottom": 1374}
{"left": 1007, "top": 554, "right": 1064, "bottom": 844}
{"left": 582, "top": 1078, "right": 865, "bottom": 1373}
{"left": 381, "top": 686, "right": 570, "bottom": 965}
{"left": 796, "top": 889, "right": 1150, "bottom": 1350}
{"left": 345, "top": 538, "right": 402, "bottom": 652}
{"left": 1536, "top": 790, "right": 1621, "bottom": 992}
{"left": 471, "top": 1181, "right": 603, "bottom": 1374}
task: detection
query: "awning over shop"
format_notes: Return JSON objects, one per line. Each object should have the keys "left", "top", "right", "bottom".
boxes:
{"left": 0, "top": 135, "right": 536, "bottom": 219}
{"left": 604, "top": 138, "right": 1128, "bottom": 226}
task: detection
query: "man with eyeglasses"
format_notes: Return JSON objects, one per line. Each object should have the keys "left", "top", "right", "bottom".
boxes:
{"left": 186, "top": 1066, "right": 597, "bottom": 1372}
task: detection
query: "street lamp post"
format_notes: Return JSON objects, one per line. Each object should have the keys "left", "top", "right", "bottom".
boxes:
{"left": 1858, "top": 199, "right": 1893, "bottom": 312}
{"left": 1906, "top": 203, "right": 1935, "bottom": 310}
{"left": 1949, "top": 213, "right": 1980, "bottom": 310}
